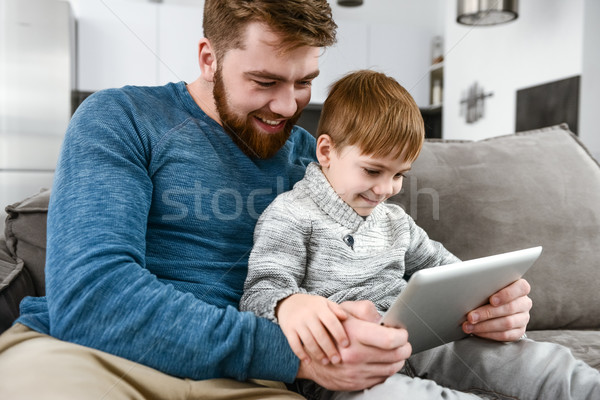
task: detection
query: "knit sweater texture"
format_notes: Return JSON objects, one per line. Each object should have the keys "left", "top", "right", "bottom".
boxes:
{"left": 16, "top": 82, "right": 316, "bottom": 382}
{"left": 241, "top": 162, "right": 459, "bottom": 321}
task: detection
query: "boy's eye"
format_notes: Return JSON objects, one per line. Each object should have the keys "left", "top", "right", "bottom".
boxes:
{"left": 394, "top": 173, "right": 406, "bottom": 180}
{"left": 363, "top": 168, "right": 380, "bottom": 176}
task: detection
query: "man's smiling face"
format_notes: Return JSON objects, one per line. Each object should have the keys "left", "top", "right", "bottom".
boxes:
{"left": 213, "top": 22, "right": 321, "bottom": 159}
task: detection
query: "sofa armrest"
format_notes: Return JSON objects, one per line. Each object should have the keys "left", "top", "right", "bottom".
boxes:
{"left": 4, "top": 189, "right": 50, "bottom": 297}
{"left": 0, "top": 236, "right": 36, "bottom": 334}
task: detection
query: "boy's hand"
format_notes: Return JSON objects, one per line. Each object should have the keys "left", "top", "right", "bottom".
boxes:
{"left": 297, "top": 301, "right": 411, "bottom": 391}
{"left": 277, "top": 293, "right": 350, "bottom": 365}
{"left": 463, "top": 278, "right": 532, "bottom": 341}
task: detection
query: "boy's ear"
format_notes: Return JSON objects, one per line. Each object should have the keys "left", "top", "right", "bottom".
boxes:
{"left": 316, "top": 135, "right": 333, "bottom": 167}
{"left": 198, "top": 38, "right": 217, "bottom": 82}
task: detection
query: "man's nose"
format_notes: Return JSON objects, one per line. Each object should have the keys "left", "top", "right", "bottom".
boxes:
{"left": 269, "top": 85, "right": 299, "bottom": 117}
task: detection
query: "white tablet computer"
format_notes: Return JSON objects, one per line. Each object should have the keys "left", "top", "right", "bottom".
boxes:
{"left": 380, "top": 246, "right": 542, "bottom": 354}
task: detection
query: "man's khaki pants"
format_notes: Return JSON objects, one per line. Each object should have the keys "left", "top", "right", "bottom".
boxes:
{"left": 0, "top": 324, "right": 305, "bottom": 400}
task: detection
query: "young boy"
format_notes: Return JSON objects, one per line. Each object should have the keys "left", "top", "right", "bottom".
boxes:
{"left": 240, "top": 67, "right": 456, "bottom": 348}
{"left": 239, "top": 68, "right": 459, "bottom": 394}
{"left": 240, "top": 70, "right": 600, "bottom": 399}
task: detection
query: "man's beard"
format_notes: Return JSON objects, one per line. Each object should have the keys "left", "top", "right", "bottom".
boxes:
{"left": 213, "top": 68, "right": 302, "bottom": 159}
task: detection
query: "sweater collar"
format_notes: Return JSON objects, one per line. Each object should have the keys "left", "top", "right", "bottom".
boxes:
{"left": 299, "top": 162, "right": 387, "bottom": 231}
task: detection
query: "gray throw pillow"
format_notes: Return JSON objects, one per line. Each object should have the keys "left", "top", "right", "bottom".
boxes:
{"left": 389, "top": 124, "right": 600, "bottom": 330}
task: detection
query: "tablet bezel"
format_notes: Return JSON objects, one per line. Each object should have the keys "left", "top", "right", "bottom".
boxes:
{"left": 380, "top": 246, "right": 542, "bottom": 354}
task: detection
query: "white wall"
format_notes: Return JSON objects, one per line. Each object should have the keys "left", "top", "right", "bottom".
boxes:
{"left": 68, "top": 0, "right": 445, "bottom": 109}
{"left": 580, "top": 0, "right": 600, "bottom": 160}
{"left": 322, "top": 0, "right": 445, "bottom": 108}
{"left": 443, "top": 0, "right": 585, "bottom": 141}
{"left": 64, "top": 0, "right": 600, "bottom": 159}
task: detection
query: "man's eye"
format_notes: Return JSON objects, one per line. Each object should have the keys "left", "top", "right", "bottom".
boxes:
{"left": 298, "top": 80, "right": 313, "bottom": 87}
{"left": 255, "top": 81, "right": 276, "bottom": 88}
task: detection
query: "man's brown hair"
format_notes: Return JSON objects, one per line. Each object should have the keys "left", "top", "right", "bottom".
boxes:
{"left": 203, "top": 0, "right": 337, "bottom": 60}
{"left": 317, "top": 70, "right": 425, "bottom": 162}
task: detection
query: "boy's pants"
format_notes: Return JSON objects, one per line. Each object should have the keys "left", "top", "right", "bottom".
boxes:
{"left": 327, "top": 336, "right": 600, "bottom": 400}
{"left": 0, "top": 324, "right": 304, "bottom": 400}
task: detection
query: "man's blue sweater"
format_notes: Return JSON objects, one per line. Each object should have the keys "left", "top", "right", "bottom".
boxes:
{"left": 16, "top": 82, "right": 316, "bottom": 382}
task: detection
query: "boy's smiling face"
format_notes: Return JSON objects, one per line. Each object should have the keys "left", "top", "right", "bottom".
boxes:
{"left": 316, "top": 135, "right": 412, "bottom": 217}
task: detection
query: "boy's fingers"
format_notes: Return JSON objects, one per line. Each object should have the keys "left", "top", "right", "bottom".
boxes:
{"left": 321, "top": 308, "right": 350, "bottom": 348}
{"left": 287, "top": 332, "right": 309, "bottom": 364}
{"left": 298, "top": 325, "right": 329, "bottom": 364}
{"left": 307, "top": 319, "right": 341, "bottom": 364}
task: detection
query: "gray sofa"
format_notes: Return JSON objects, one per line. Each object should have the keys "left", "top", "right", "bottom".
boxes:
{"left": 0, "top": 124, "right": 598, "bottom": 371}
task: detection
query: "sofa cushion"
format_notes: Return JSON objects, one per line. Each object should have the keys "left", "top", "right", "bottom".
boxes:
{"left": 4, "top": 189, "right": 50, "bottom": 297}
{"left": 0, "top": 236, "right": 36, "bottom": 334}
{"left": 526, "top": 330, "right": 600, "bottom": 370}
{"left": 389, "top": 124, "right": 600, "bottom": 330}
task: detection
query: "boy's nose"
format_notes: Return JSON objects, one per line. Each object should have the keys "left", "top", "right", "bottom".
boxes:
{"left": 373, "top": 180, "right": 394, "bottom": 197}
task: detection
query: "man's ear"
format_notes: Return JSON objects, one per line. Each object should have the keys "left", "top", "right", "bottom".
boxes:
{"left": 198, "top": 38, "right": 217, "bottom": 82}
{"left": 316, "top": 135, "right": 333, "bottom": 167}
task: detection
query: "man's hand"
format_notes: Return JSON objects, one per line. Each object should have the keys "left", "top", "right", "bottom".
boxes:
{"left": 463, "top": 278, "right": 532, "bottom": 341}
{"left": 339, "top": 299, "right": 384, "bottom": 323}
{"left": 296, "top": 300, "right": 412, "bottom": 391}
{"left": 277, "top": 293, "right": 350, "bottom": 365}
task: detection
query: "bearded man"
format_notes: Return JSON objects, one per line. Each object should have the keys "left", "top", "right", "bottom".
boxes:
{"left": 0, "top": 1, "right": 411, "bottom": 398}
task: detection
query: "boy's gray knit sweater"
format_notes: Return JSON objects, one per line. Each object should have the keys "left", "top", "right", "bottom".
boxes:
{"left": 240, "top": 162, "right": 459, "bottom": 321}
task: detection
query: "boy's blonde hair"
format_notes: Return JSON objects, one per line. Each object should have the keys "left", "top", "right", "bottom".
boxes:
{"left": 203, "top": 0, "right": 337, "bottom": 61}
{"left": 317, "top": 70, "right": 425, "bottom": 162}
